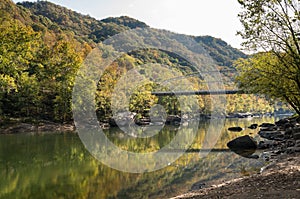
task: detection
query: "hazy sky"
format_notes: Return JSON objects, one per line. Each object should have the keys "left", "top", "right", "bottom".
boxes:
{"left": 13, "top": 0, "right": 243, "bottom": 49}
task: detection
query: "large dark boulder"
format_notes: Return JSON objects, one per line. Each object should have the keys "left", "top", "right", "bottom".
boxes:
{"left": 227, "top": 135, "right": 257, "bottom": 149}
{"left": 227, "top": 135, "right": 258, "bottom": 158}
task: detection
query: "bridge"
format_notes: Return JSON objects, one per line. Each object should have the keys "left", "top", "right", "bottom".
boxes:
{"left": 152, "top": 90, "right": 244, "bottom": 96}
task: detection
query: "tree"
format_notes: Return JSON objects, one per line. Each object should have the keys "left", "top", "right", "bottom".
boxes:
{"left": 40, "top": 39, "right": 82, "bottom": 122}
{"left": 0, "top": 18, "right": 42, "bottom": 116}
{"left": 236, "top": 0, "right": 300, "bottom": 114}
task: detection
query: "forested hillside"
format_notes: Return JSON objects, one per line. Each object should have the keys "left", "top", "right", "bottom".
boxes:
{"left": 195, "top": 36, "right": 247, "bottom": 67}
{"left": 0, "top": 0, "right": 275, "bottom": 123}
{"left": 19, "top": 1, "right": 148, "bottom": 43}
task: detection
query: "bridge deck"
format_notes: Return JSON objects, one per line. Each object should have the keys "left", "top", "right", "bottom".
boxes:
{"left": 151, "top": 90, "right": 244, "bottom": 96}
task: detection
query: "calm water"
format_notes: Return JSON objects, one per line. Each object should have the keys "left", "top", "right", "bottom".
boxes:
{"left": 0, "top": 117, "right": 277, "bottom": 199}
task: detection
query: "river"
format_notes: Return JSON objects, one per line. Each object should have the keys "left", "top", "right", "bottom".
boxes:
{"left": 0, "top": 117, "right": 280, "bottom": 199}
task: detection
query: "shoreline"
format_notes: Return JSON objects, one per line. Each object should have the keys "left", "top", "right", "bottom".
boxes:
{"left": 172, "top": 116, "right": 300, "bottom": 199}
{"left": 0, "top": 113, "right": 289, "bottom": 134}
{"left": 0, "top": 119, "right": 76, "bottom": 134}
{"left": 172, "top": 153, "right": 300, "bottom": 199}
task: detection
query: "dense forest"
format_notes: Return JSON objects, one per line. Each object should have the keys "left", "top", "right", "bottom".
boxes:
{"left": 0, "top": 0, "right": 277, "bottom": 123}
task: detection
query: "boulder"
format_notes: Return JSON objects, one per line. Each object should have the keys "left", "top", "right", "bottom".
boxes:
{"left": 228, "top": 126, "right": 243, "bottom": 132}
{"left": 275, "top": 118, "right": 290, "bottom": 126}
{"left": 227, "top": 135, "right": 258, "bottom": 158}
{"left": 166, "top": 115, "right": 181, "bottom": 125}
{"left": 259, "top": 123, "right": 276, "bottom": 128}
{"left": 227, "top": 135, "right": 257, "bottom": 149}
{"left": 260, "top": 126, "right": 278, "bottom": 131}
{"left": 293, "top": 132, "right": 300, "bottom": 140}
{"left": 258, "top": 130, "right": 285, "bottom": 141}
{"left": 248, "top": 124, "right": 258, "bottom": 129}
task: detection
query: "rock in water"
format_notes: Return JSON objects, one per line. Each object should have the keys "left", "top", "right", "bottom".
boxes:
{"left": 227, "top": 135, "right": 257, "bottom": 149}
{"left": 248, "top": 124, "right": 258, "bottom": 129}
{"left": 228, "top": 126, "right": 243, "bottom": 132}
{"left": 259, "top": 123, "right": 276, "bottom": 128}
{"left": 227, "top": 135, "right": 258, "bottom": 158}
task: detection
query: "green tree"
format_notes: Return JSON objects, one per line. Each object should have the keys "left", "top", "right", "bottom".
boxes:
{"left": 0, "top": 18, "right": 41, "bottom": 116}
{"left": 39, "top": 39, "right": 82, "bottom": 122}
{"left": 236, "top": 0, "right": 300, "bottom": 114}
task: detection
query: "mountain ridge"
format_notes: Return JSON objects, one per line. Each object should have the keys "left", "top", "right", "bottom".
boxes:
{"left": 17, "top": 0, "right": 247, "bottom": 69}
{"left": 18, "top": 1, "right": 149, "bottom": 43}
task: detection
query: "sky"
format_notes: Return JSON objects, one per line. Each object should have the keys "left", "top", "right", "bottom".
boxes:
{"left": 13, "top": 0, "right": 244, "bottom": 49}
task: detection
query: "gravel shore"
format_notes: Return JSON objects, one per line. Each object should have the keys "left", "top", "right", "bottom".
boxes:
{"left": 172, "top": 154, "right": 300, "bottom": 199}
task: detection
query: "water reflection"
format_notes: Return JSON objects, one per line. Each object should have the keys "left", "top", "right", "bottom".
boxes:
{"left": 0, "top": 117, "right": 275, "bottom": 199}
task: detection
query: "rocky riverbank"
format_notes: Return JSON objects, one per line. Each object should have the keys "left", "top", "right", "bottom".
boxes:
{"left": 173, "top": 116, "right": 300, "bottom": 199}
{"left": 1, "top": 111, "right": 289, "bottom": 134}
{"left": 0, "top": 120, "right": 75, "bottom": 134}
